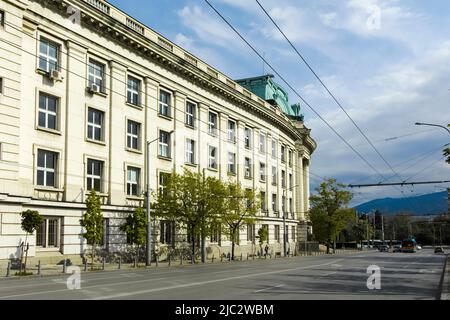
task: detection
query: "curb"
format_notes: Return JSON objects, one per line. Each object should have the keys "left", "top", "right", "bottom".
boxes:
{"left": 438, "top": 254, "right": 449, "bottom": 300}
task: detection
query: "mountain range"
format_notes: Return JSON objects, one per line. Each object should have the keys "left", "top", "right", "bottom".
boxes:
{"left": 354, "top": 191, "right": 448, "bottom": 216}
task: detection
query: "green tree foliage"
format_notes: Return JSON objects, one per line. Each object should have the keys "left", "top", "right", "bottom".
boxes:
{"left": 307, "top": 178, "right": 354, "bottom": 253}
{"left": 20, "top": 210, "right": 43, "bottom": 274}
{"left": 221, "top": 183, "right": 260, "bottom": 260}
{"left": 80, "top": 190, "right": 103, "bottom": 269}
{"left": 444, "top": 148, "right": 450, "bottom": 164}
{"left": 120, "top": 207, "right": 147, "bottom": 264}
{"left": 257, "top": 226, "right": 269, "bottom": 255}
{"left": 153, "top": 168, "right": 226, "bottom": 262}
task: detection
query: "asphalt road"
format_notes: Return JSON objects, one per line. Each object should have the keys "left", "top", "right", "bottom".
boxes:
{"left": 0, "top": 249, "right": 446, "bottom": 300}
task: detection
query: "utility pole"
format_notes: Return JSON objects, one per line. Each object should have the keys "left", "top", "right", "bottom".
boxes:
{"left": 366, "top": 214, "right": 369, "bottom": 247}
{"left": 372, "top": 211, "right": 375, "bottom": 246}
{"left": 381, "top": 214, "right": 385, "bottom": 244}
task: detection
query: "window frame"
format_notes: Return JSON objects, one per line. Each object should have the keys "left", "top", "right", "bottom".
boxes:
{"left": 36, "top": 149, "right": 58, "bottom": 188}
{"left": 275, "top": 225, "right": 280, "bottom": 242}
{"left": 259, "top": 162, "right": 266, "bottom": 182}
{"left": 227, "top": 119, "right": 236, "bottom": 142}
{"left": 37, "top": 92, "right": 59, "bottom": 132}
{"left": 126, "top": 75, "right": 141, "bottom": 106}
{"left": 35, "top": 216, "right": 61, "bottom": 249}
{"left": 272, "top": 139, "right": 277, "bottom": 158}
{"left": 272, "top": 166, "right": 277, "bottom": 186}
{"left": 88, "top": 58, "right": 105, "bottom": 93}
{"left": 126, "top": 119, "right": 141, "bottom": 151}
{"left": 244, "top": 157, "right": 252, "bottom": 179}
{"left": 185, "top": 101, "right": 196, "bottom": 128}
{"left": 126, "top": 166, "right": 141, "bottom": 197}
{"left": 185, "top": 138, "right": 196, "bottom": 165}
{"left": 158, "top": 130, "right": 171, "bottom": 159}
{"left": 208, "top": 111, "right": 218, "bottom": 136}
{"left": 158, "top": 89, "right": 172, "bottom": 118}
{"left": 208, "top": 145, "right": 218, "bottom": 170}
{"left": 87, "top": 107, "right": 105, "bottom": 142}
{"left": 38, "top": 38, "right": 59, "bottom": 73}
{"left": 86, "top": 158, "right": 104, "bottom": 192}
{"left": 259, "top": 132, "right": 266, "bottom": 153}
{"left": 272, "top": 193, "right": 277, "bottom": 212}
{"left": 227, "top": 152, "right": 236, "bottom": 175}
{"left": 244, "top": 127, "right": 252, "bottom": 149}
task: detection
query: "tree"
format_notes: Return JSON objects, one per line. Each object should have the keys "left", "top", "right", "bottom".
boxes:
{"left": 257, "top": 226, "right": 269, "bottom": 255}
{"left": 120, "top": 207, "right": 147, "bottom": 265}
{"left": 307, "top": 178, "right": 354, "bottom": 254}
{"left": 153, "top": 169, "right": 226, "bottom": 263}
{"left": 221, "top": 183, "right": 260, "bottom": 260}
{"left": 444, "top": 148, "right": 450, "bottom": 164}
{"left": 80, "top": 190, "right": 103, "bottom": 269}
{"left": 20, "top": 210, "right": 43, "bottom": 274}
{"left": 347, "top": 214, "right": 373, "bottom": 249}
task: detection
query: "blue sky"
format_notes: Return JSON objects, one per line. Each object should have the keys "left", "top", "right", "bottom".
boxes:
{"left": 108, "top": 0, "right": 450, "bottom": 206}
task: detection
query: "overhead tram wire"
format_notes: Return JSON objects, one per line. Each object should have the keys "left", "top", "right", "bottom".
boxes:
{"left": 202, "top": 0, "right": 421, "bottom": 206}
{"left": 202, "top": 0, "right": 388, "bottom": 182}
{"left": 255, "top": 0, "right": 414, "bottom": 188}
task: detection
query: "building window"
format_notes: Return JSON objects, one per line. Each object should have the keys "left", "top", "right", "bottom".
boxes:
{"left": 288, "top": 150, "right": 293, "bottom": 167}
{"left": 185, "top": 138, "right": 196, "bottom": 165}
{"left": 282, "top": 196, "right": 286, "bottom": 213}
{"left": 159, "top": 172, "right": 171, "bottom": 196}
{"left": 259, "top": 162, "right": 266, "bottom": 182}
{"left": 260, "top": 191, "right": 267, "bottom": 212}
{"left": 292, "top": 226, "right": 296, "bottom": 241}
{"left": 36, "top": 150, "right": 57, "bottom": 187}
{"left": 259, "top": 133, "right": 266, "bottom": 153}
{"left": 228, "top": 152, "right": 236, "bottom": 174}
{"left": 244, "top": 157, "right": 252, "bottom": 179}
{"left": 87, "top": 108, "right": 104, "bottom": 142}
{"left": 208, "top": 111, "right": 218, "bottom": 136}
{"left": 272, "top": 139, "right": 277, "bottom": 158}
{"left": 126, "top": 167, "right": 140, "bottom": 197}
{"left": 208, "top": 145, "right": 217, "bottom": 169}
{"left": 289, "top": 173, "right": 293, "bottom": 189}
{"left": 228, "top": 120, "right": 236, "bottom": 142}
{"left": 159, "top": 90, "right": 171, "bottom": 117}
{"left": 275, "top": 225, "right": 280, "bottom": 242}
{"left": 272, "top": 166, "right": 277, "bottom": 185}
{"left": 244, "top": 127, "right": 252, "bottom": 149}
{"left": 0, "top": 77, "right": 3, "bottom": 94}
{"left": 160, "top": 221, "right": 174, "bottom": 245}
{"left": 127, "top": 120, "right": 141, "bottom": 151}
{"left": 185, "top": 101, "right": 196, "bottom": 127}
{"left": 39, "top": 39, "right": 59, "bottom": 72}
{"left": 159, "top": 131, "right": 171, "bottom": 158}
{"left": 261, "top": 224, "right": 269, "bottom": 242}
{"left": 38, "top": 93, "right": 58, "bottom": 131}
{"left": 281, "top": 145, "right": 286, "bottom": 163}
{"left": 127, "top": 76, "right": 140, "bottom": 106}
{"left": 289, "top": 198, "right": 293, "bottom": 214}
{"left": 87, "top": 159, "right": 103, "bottom": 192}
{"left": 36, "top": 217, "right": 60, "bottom": 248}
{"left": 282, "top": 170, "right": 286, "bottom": 188}
{"left": 88, "top": 59, "right": 105, "bottom": 92}
{"left": 211, "top": 224, "right": 221, "bottom": 243}
{"left": 0, "top": 11, "right": 5, "bottom": 27}
{"left": 272, "top": 194, "right": 277, "bottom": 212}
{"left": 247, "top": 224, "right": 255, "bottom": 242}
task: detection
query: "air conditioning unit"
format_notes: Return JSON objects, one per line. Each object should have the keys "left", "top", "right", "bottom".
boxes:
{"left": 49, "top": 69, "right": 64, "bottom": 82}
{"left": 88, "top": 83, "right": 100, "bottom": 94}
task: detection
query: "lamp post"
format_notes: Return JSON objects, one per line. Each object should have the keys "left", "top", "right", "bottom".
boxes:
{"left": 146, "top": 130, "right": 174, "bottom": 266}
{"left": 415, "top": 122, "right": 450, "bottom": 135}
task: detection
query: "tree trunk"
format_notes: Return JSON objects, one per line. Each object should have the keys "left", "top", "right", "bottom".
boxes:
{"left": 231, "top": 230, "right": 236, "bottom": 260}
{"left": 91, "top": 243, "right": 96, "bottom": 270}
{"left": 326, "top": 242, "right": 330, "bottom": 254}
{"left": 191, "top": 233, "right": 196, "bottom": 264}
{"left": 136, "top": 244, "right": 140, "bottom": 267}
{"left": 201, "top": 231, "right": 206, "bottom": 263}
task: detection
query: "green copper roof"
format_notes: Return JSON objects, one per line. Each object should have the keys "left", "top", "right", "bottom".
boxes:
{"left": 235, "top": 75, "right": 304, "bottom": 120}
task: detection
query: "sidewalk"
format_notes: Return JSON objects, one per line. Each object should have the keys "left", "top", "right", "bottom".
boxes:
{"left": 0, "top": 249, "right": 362, "bottom": 280}
{"left": 439, "top": 254, "right": 450, "bottom": 300}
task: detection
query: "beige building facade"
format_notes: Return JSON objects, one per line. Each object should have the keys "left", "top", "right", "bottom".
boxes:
{"left": 0, "top": 0, "right": 316, "bottom": 264}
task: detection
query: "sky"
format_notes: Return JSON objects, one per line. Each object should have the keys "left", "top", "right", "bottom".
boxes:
{"left": 107, "top": 0, "right": 450, "bottom": 206}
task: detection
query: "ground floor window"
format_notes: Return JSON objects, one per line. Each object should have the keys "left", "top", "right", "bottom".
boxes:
{"left": 160, "top": 221, "right": 175, "bottom": 246}
{"left": 274, "top": 225, "right": 280, "bottom": 242}
{"left": 36, "top": 217, "right": 60, "bottom": 248}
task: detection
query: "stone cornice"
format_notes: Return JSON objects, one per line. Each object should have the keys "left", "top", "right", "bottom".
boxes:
{"left": 31, "top": 0, "right": 316, "bottom": 154}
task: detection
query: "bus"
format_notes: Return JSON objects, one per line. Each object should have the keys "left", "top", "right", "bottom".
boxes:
{"left": 401, "top": 238, "right": 417, "bottom": 253}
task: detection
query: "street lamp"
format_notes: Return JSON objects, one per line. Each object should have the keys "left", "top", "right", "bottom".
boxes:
{"left": 415, "top": 122, "right": 450, "bottom": 135}
{"left": 146, "top": 130, "right": 174, "bottom": 266}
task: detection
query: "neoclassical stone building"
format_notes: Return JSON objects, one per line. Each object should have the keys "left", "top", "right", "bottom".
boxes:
{"left": 0, "top": 0, "right": 316, "bottom": 265}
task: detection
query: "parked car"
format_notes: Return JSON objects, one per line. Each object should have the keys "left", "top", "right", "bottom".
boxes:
{"left": 379, "top": 245, "right": 390, "bottom": 252}
{"left": 434, "top": 247, "right": 444, "bottom": 254}
{"left": 393, "top": 245, "right": 402, "bottom": 253}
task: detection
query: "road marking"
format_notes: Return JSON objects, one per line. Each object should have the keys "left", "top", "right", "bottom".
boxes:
{"left": 0, "top": 277, "right": 167, "bottom": 299}
{"left": 213, "top": 268, "right": 248, "bottom": 274}
{"left": 254, "top": 284, "right": 284, "bottom": 293}
{"left": 91, "top": 259, "right": 344, "bottom": 300}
